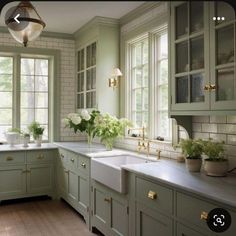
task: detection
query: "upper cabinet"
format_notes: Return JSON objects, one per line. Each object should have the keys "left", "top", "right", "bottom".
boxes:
{"left": 169, "top": 1, "right": 236, "bottom": 115}
{"left": 75, "top": 17, "right": 120, "bottom": 116}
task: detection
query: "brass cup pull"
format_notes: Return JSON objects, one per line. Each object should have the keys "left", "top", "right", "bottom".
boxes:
{"left": 148, "top": 190, "right": 157, "bottom": 200}
{"left": 200, "top": 211, "right": 208, "bottom": 221}
{"left": 204, "top": 85, "right": 210, "bottom": 91}
{"left": 210, "top": 84, "right": 216, "bottom": 91}
{"left": 70, "top": 158, "right": 75, "bottom": 162}
{"left": 37, "top": 155, "right": 44, "bottom": 160}
{"left": 81, "top": 163, "right": 86, "bottom": 168}
{"left": 6, "top": 156, "right": 13, "bottom": 161}
{"left": 104, "top": 198, "right": 111, "bottom": 203}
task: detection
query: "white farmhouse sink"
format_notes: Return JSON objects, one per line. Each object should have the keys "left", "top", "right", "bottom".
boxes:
{"left": 91, "top": 155, "right": 152, "bottom": 193}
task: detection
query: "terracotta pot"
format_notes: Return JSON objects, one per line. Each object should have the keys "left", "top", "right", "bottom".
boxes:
{"left": 204, "top": 159, "right": 228, "bottom": 177}
{"left": 185, "top": 158, "right": 202, "bottom": 172}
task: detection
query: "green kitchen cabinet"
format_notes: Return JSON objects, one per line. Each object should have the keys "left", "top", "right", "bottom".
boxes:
{"left": 176, "top": 223, "right": 207, "bottom": 236}
{"left": 91, "top": 180, "right": 129, "bottom": 236}
{"left": 57, "top": 164, "right": 68, "bottom": 198}
{"left": 0, "top": 165, "right": 26, "bottom": 200}
{"left": 169, "top": 1, "right": 236, "bottom": 115}
{"left": 75, "top": 16, "right": 120, "bottom": 116}
{"left": 0, "top": 149, "right": 56, "bottom": 201}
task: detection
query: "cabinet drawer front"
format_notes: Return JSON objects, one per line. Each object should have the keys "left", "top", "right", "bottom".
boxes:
{"left": 67, "top": 152, "right": 78, "bottom": 171}
{"left": 136, "top": 177, "right": 173, "bottom": 214}
{"left": 177, "top": 192, "right": 236, "bottom": 235}
{"left": 78, "top": 155, "right": 89, "bottom": 174}
{"left": 58, "top": 149, "right": 69, "bottom": 166}
{"left": 0, "top": 152, "right": 25, "bottom": 165}
{"left": 26, "top": 150, "right": 54, "bottom": 163}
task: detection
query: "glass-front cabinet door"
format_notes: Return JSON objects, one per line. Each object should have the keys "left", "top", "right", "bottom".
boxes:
{"left": 170, "top": 1, "right": 210, "bottom": 111}
{"left": 77, "top": 42, "right": 97, "bottom": 110}
{"left": 210, "top": 1, "right": 236, "bottom": 110}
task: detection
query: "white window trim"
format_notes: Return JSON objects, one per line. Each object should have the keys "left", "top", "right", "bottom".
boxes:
{"left": 125, "top": 24, "right": 175, "bottom": 142}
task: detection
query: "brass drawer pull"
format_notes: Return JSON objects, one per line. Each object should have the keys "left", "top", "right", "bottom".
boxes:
{"left": 60, "top": 154, "right": 64, "bottom": 158}
{"left": 70, "top": 158, "right": 75, "bottom": 162}
{"left": 6, "top": 156, "right": 14, "bottom": 161}
{"left": 204, "top": 85, "right": 210, "bottom": 91}
{"left": 37, "top": 155, "right": 44, "bottom": 160}
{"left": 81, "top": 163, "right": 86, "bottom": 168}
{"left": 200, "top": 211, "right": 208, "bottom": 221}
{"left": 210, "top": 84, "right": 216, "bottom": 91}
{"left": 148, "top": 190, "right": 157, "bottom": 200}
{"left": 104, "top": 198, "right": 111, "bottom": 203}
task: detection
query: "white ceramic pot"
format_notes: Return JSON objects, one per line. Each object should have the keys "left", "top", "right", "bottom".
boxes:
{"left": 23, "top": 136, "right": 30, "bottom": 147}
{"left": 185, "top": 158, "right": 202, "bottom": 172}
{"left": 5, "top": 132, "right": 20, "bottom": 147}
{"left": 204, "top": 159, "right": 228, "bottom": 177}
{"left": 35, "top": 135, "right": 42, "bottom": 147}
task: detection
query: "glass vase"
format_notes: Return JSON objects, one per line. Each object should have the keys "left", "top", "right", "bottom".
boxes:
{"left": 87, "top": 133, "right": 93, "bottom": 146}
{"left": 103, "top": 138, "right": 114, "bottom": 151}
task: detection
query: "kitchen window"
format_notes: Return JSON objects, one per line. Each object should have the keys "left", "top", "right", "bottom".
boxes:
{"left": 126, "top": 26, "right": 172, "bottom": 140}
{"left": 0, "top": 54, "right": 51, "bottom": 142}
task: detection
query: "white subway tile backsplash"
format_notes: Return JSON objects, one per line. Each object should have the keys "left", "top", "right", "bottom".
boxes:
{"left": 192, "top": 123, "right": 202, "bottom": 132}
{"left": 227, "top": 135, "right": 236, "bottom": 145}
{"left": 210, "top": 116, "right": 226, "bottom": 124}
{"left": 227, "top": 116, "right": 236, "bottom": 124}
{"left": 202, "top": 123, "right": 217, "bottom": 133}
{"left": 218, "top": 124, "right": 236, "bottom": 134}
{"left": 192, "top": 132, "right": 210, "bottom": 140}
{"left": 209, "top": 133, "right": 226, "bottom": 142}
{"left": 192, "top": 116, "right": 210, "bottom": 123}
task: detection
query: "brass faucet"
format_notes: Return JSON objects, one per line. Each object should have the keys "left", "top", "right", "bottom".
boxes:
{"left": 128, "top": 126, "right": 150, "bottom": 156}
{"left": 156, "top": 149, "right": 161, "bottom": 160}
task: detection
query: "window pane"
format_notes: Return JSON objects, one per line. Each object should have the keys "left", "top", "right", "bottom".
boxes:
{"left": 134, "top": 112, "right": 142, "bottom": 127}
{"left": 0, "top": 57, "right": 13, "bottom": 74}
{"left": 158, "top": 85, "right": 168, "bottom": 110}
{"left": 134, "top": 68, "right": 142, "bottom": 88}
{"left": 135, "top": 43, "right": 142, "bottom": 66}
{"left": 159, "top": 60, "right": 168, "bottom": 85}
{"left": 21, "top": 58, "right": 34, "bottom": 75}
{"left": 143, "top": 41, "right": 148, "bottom": 64}
{"left": 21, "top": 92, "right": 35, "bottom": 108}
{"left": 158, "top": 111, "right": 169, "bottom": 137}
{"left": 35, "top": 92, "right": 48, "bottom": 108}
{"left": 35, "top": 76, "right": 48, "bottom": 91}
{"left": 143, "top": 88, "right": 148, "bottom": 110}
{"left": 21, "top": 108, "right": 34, "bottom": 124}
{"left": 134, "top": 89, "right": 142, "bottom": 110}
{"left": 0, "top": 92, "right": 12, "bottom": 107}
{"left": 0, "top": 75, "right": 12, "bottom": 91}
{"left": 0, "top": 125, "right": 11, "bottom": 141}
{"left": 0, "top": 109, "right": 12, "bottom": 125}
{"left": 21, "top": 76, "right": 34, "bottom": 91}
{"left": 35, "top": 109, "right": 48, "bottom": 124}
{"left": 35, "top": 59, "right": 48, "bottom": 76}
{"left": 160, "top": 34, "right": 168, "bottom": 59}
{"left": 143, "top": 64, "right": 148, "bottom": 87}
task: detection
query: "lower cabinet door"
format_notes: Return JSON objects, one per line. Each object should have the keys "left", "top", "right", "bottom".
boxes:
{"left": 92, "top": 183, "right": 110, "bottom": 235}
{"left": 136, "top": 203, "right": 172, "bottom": 236}
{"left": 78, "top": 174, "right": 89, "bottom": 213}
{"left": 68, "top": 170, "right": 78, "bottom": 204}
{"left": 57, "top": 165, "right": 68, "bottom": 197}
{"left": 177, "top": 223, "right": 207, "bottom": 236}
{"left": 0, "top": 165, "right": 26, "bottom": 199}
{"left": 27, "top": 164, "right": 54, "bottom": 194}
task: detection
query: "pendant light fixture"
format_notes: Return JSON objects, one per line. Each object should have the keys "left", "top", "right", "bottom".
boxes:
{"left": 5, "top": 1, "right": 46, "bottom": 47}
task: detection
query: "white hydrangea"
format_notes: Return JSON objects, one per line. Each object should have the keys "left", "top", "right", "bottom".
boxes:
{"left": 67, "top": 113, "right": 78, "bottom": 119}
{"left": 81, "top": 109, "right": 89, "bottom": 118}
{"left": 62, "top": 118, "right": 70, "bottom": 126}
{"left": 84, "top": 114, "right": 91, "bottom": 121}
{"left": 71, "top": 115, "right": 81, "bottom": 125}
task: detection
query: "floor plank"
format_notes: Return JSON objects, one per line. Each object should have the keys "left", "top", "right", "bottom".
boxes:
{"left": 0, "top": 199, "right": 97, "bottom": 236}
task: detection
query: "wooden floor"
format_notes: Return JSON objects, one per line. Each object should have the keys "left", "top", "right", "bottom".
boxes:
{"left": 0, "top": 198, "right": 97, "bottom": 236}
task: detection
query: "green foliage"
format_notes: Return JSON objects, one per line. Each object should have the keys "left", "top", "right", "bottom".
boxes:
{"left": 28, "top": 121, "right": 44, "bottom": 139}
{"left": 7, "top": 128, "right": 21, "bottom": 133}
{"left": 94, "top": 113, "right": 132, "bottom": 149}
{"left": 179, "top": 138, "right": 203, "bottom": 159}
{"left": 200, "top": 139, "right": 225, "bottom": 161}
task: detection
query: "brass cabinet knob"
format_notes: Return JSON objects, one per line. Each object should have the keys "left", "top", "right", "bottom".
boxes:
{"left": 104, "top": 198, "right": 111, "bottom": 203}
{"left": 204, "top": 85, "right": 210, "bottom": 91}
{"left": 70, "top": 158, "right": 75, "bottom": 162}
{"left": 81, "top": 163, "right": 86, "bottom": 168}
{"left": 200, "top": 211, "right": 208, "bottom": 221}
{"left": 6, "top": 156, "right": 13, "bottom": 161}
{"left": 60, "top": 154, "right": 64, "bottom": 158}
{"left": 210, "top": 84, "right": 216, "bottom": 91}
{"left": 37, "top": 154, "right": 44, "bottom": 160}
{"left": 148, "top": 190, "right": 157, "bottom": 200}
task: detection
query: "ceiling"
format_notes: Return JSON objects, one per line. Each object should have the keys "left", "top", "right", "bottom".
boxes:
{"left": 0, "top": 1, "right": 145, "bottom": 34}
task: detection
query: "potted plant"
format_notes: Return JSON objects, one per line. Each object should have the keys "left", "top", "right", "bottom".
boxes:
{"left": 179, "top": 138, "right": 203, "bottom": 172}
{"left": 201, "top": 139, "right": 228, "bottom": 177}
{"left": 94, "top": 113, "right": 132, "bottom": 150}
{"left": 21, "top": 132, "right": 30, "bottom": 147}
{"left": 5, "top": 128, "right": 21, "bottom": 147}
{"left": 62, "top": 110, "right": 100, "bottom": 145}
{"left": 28, "top": 121, "right": 44, "bottom": 147}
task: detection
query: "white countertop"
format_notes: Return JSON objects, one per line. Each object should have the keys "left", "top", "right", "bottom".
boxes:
{"left": 0, "top": 143, "right": 58, "bottom": 152}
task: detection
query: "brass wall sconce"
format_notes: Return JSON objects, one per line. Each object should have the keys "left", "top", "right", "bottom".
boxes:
{"left": 108, "top": 68, "right": 122, "bottom": 89}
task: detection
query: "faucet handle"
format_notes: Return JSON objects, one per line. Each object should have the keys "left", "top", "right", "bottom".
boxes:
{"left": 156, "top": 149, "right": 161, "bottom": 160}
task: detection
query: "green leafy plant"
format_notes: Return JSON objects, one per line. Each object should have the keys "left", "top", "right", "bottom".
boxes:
{"left": 201, "top": 139, "right": 226, "bottom": 161}
{"left": 62, "top": 110, "right": 100, "bottom": 143}
{"left": 178, "top": 138, "right": 203, "bottom": 159}
{"left": 28, "top": 121, "right": 44, "bottom": 139}
{"left": 94, "top": 113, "right": 132, "bottom": 150}
{"left": 7, "top": 128, "right": 21, "bottom": 133}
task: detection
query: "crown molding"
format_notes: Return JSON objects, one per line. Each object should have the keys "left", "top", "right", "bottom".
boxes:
{"left": 120, "top": 1, "right": 163, "bottom": 26}
{"left": 73, "top": 16, "right": 120, "bottom": 39}
{"left": 0, "top": 26, "right": 74, "bottom": 40}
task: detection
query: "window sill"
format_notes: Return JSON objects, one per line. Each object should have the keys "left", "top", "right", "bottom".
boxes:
{"left": 125, "top": 136, "right": 172, "bottom": 145}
